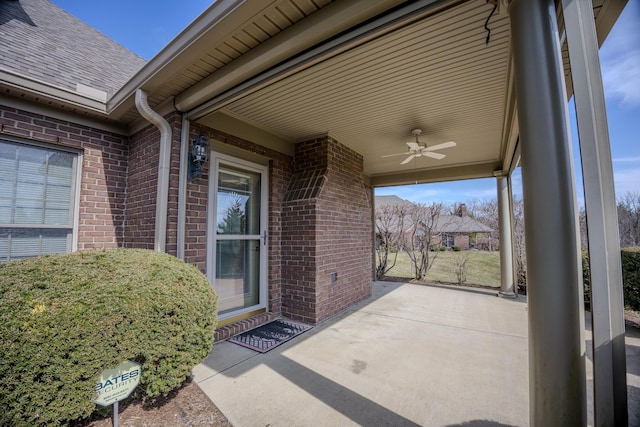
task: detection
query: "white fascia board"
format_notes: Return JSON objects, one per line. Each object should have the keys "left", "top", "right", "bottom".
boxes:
{"left": 107, "top": 0, "right": 270, "bottom": 116}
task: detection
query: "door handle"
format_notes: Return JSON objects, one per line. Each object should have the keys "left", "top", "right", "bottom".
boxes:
{"left": 262, "top": 230, "right": 268, "bottom": 246}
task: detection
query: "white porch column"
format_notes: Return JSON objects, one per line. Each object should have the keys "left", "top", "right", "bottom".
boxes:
{"left": 562, "top": 0, "right": 628, "bottom": 424}
{"left": 495, "top": 171, "right": 516, "bottom": 297}
{"left": 508, "top": 0, "right": 587, "bottom": 425}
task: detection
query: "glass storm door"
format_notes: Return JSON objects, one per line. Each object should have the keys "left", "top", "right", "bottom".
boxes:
{"left": 208, "top": 153, "right": 268, "bottom": 319}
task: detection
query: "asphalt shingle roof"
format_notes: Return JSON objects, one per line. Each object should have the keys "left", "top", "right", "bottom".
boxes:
{"left": 375, "top": 195, "right": 415, "bottom": 208}
{"left": 434, "top": 215, "right": 493, "bottom": 233}
{"left": 374, "top": 195, "right": 493, "bottom": 234}
{"left": 0, "top": 0, "right": 146, "bottom": 97}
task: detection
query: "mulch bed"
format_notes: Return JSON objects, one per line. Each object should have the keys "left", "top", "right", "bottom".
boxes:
{"left": 73, "top": 378, "right": 231, "bottom": 427}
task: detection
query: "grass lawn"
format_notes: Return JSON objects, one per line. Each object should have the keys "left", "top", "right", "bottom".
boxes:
{"left": 380, "top": 250, "right": 501, "bottom": 288}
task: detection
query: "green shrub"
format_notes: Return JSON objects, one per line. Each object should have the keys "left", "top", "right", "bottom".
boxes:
{"left": 582, "top": 249, "right": 591, "bottom": 309}
{"left": 582, "top": 247, "right": 640, "bottom": 311}
{"left": 622, "top": 247, "right": 640, "bottom": 311}
{"left": 0, "top": 249, "right": 217, "bottom": 426}
{"left": 452, "top": 245, "right": 461, "bottom": 252}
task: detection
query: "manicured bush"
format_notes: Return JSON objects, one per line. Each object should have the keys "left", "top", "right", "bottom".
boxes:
{"left": 622, "top": 247, "right": 640, "bottom": 311}
{"left": 452, "top": 245, "right": 461, "bottom": 252}
{"left": 0, "top": 249, "right": 217, "bottom": 426}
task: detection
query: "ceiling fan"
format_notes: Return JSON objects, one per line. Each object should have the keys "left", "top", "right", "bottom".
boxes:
{"left": 382, "top": 129, "right": 456, "bottom": 165}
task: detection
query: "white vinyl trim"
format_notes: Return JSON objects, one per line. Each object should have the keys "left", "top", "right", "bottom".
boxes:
{"left": 177, "top": 116, "right": 190, "bottom": 260}
{"left": 0, "top": 136, "right": 81, "bottom": 259}
{"left": 207, "top": 151, "right": 269, "bottom": 320}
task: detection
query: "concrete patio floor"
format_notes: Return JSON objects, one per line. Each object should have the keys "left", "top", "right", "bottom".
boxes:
{"left": 193, "top": 281, "right": 640, "bottom": 426}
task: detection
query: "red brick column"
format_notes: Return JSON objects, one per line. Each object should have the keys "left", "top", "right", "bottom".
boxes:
{"left": 282, "top": 136, "right": 372, "bottom": 324}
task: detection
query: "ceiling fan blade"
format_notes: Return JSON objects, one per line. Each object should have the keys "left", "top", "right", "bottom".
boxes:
{"left": 382, "top": 152, "right": 411, "bottom": 158}
{"left": 401, "top": 154, "right": 417, "bottom": 165}
{"left": 424, "top": 141, "right": 456, "bottom": 151}
{"left": 406, "top": 141, "right": 420, "bottom": 150}
{"left": 422, "top": 151, "right": 446, "bottom": 160}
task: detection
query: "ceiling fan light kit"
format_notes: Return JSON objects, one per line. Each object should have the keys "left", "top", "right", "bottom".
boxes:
{"left": 382, "top": 128, "right": 457, "bottom": 165}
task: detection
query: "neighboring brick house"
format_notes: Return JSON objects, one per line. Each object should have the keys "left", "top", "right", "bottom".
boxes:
{"left": 375, "top": 195, "right": 493, "bottom": 251}
{"left": 433, "top": 204, "right": 494, "bottom": 250}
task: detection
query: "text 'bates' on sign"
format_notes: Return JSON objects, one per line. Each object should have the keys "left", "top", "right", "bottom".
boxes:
{"left": 95, "top": 360, "right": 141, "bottom": 406}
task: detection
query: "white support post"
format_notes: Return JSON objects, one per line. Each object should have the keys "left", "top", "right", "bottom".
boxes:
{"left": 495, "top": 171, "right": 516, "bottom": 297}
{"left": 508, "top": 0, "right": 587, "bottom": 424}
{"left": 562, "top": 0, "right": 627, "bottom": 424}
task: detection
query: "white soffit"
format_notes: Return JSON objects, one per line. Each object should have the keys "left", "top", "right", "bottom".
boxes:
{"left": 218, "top": 0, "right": 511, "bottom": 180}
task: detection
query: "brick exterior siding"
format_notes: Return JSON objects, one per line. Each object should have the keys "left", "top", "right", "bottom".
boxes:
{"left": 184, "top": 130, "right": 371, "bottom": 329}
{"left": 454, "top": 234, "right": 471, "bottom": 250}
{"left": 125, "top": 122, "right": 159, "bottom": 249}
{"left": 282, "top": 135, "right": 372, "bottom": 324}
{"left": 0, "top": 105, "right": 128, "bottom": 250}
{"left": 1, "top": 105, "right": 375, "bottom": 337}
{"left": 125, "top": 112, "right": 183, "bottom": 252}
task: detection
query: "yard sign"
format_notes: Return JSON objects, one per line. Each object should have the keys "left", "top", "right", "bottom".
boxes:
{"left": 95, "top": 360, "right": 141, "bottom": 406}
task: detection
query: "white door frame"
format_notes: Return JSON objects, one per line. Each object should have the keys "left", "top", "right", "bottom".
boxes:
{"left": 206, "top": 152, "right": 269, "bottom": 320}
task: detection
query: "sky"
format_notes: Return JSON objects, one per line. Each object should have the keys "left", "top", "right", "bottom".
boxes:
{"left": 52, "top": 0, "right": 640, "bottom": 206}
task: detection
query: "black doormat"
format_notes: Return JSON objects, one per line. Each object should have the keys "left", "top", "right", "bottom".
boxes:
{"left": 228, "top": 319, "right": 312, "bottom": 353}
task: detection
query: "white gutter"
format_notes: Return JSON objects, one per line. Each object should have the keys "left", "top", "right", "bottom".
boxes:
{"left": 177, "top": 115, "right": 190, "bottom": 260}
{"left": 134, "top": 89, "right": 172, "bottom": 253}
{"left": 107, "top": 0, "right": 259, "bottom": 117}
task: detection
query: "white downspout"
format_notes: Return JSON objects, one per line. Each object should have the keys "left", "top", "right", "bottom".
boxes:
{"left": 177, "top": 115, "right": 190, "bottom": 259}
{"left": 134, "top": 89, "right": 171, "bottom": 252}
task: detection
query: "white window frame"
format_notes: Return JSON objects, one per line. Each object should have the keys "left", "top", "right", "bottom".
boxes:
{"left": 0, "top": 136, "right": 82, "bottom": 261}
{"left": 442, "top": 233, "right": 455, "bottom": 248}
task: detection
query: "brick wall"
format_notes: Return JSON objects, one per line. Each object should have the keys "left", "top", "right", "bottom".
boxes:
{"left": 182, "top": 126, "right": 209, "bottom": 273}
{"left": 124, "top": 111, "right": 183, "bottom": 252}
{"left": 316, "top": 138, "right": 373, "bottom": 321}
{"left": 182, "top": 126, "right": 293, "bottom": 320}
{"left": 454, "top": 234, "right": 470, "bottom": 250}
{"left": 0, "top": 105, "right": 128, "bottom": 250}
{"left": 282, "top": 135, "right": 372, "bottom": 324}
{"left": 166, "top": 113, "right": 183, "bottom": 257}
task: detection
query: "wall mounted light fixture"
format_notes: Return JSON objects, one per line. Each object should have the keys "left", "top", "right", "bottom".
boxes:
{"left": 188, "top": 131, "right": 209, "bottom": 181}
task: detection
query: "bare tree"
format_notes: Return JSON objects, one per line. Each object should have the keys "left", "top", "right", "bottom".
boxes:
{"left": 578, "top": 206, "right": 588, "bottom": 248}
{"left": 452, "top": 251, "right": 471, "bottom": 286}
{"left": 403, "top": 202, "right": 446, "bottom": 280}
{"left": 512, "top": 198, "right": 527, "bottom": 291}
{"left": 466, "top": 198, "right": 499, "bottom": 251}
{"left": 374, "top": 203, "right": 408, "bottom": 279}
{"left": 578, "top": 191, "right": 639, "bottom": 249}
{"left": 617, "top": 191, "right": 640, "bottom": 248}
{"left": 466, "top": 196, "right": 526, "bottom": 291}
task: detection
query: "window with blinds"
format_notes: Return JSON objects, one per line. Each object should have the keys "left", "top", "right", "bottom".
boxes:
{"left": 0, "top": 140, "right": 78, "bottom": 262}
